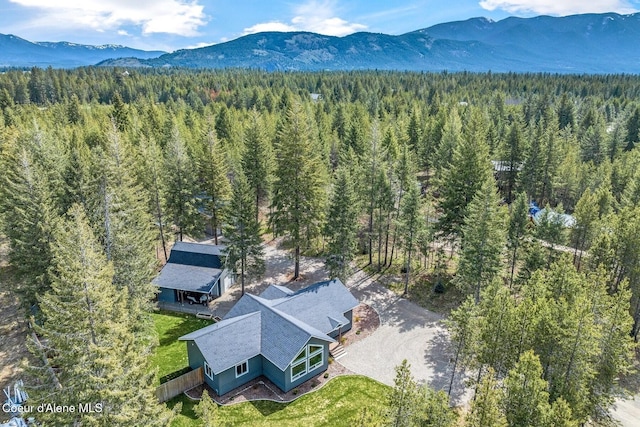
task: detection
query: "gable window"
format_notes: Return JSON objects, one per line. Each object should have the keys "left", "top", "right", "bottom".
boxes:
{"left": 290, "top": 343, "right": 325, "bottom": 383}
{"left": 204, "top": 362, "right": 213, "bottom": 380}
{"left": 308, "top": 345, "right": 323, "bottom": 371}
{"left": 235, "top": 361, "right": 248, "bottom": 378}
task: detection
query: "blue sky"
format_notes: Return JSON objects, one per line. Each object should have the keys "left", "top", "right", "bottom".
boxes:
{"left": 1, "top": 0, "right": 639, "bottom": 52}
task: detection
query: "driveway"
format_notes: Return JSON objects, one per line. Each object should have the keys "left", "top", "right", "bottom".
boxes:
{"left": 205, "top": 238, "right": 637, "bottom": 418}
{"left": 340, "top": 268, "right": 470, "bottom": 404}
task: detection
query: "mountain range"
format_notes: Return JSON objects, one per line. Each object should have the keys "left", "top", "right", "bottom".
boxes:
{"left": 3, "top": 12, "right": 640, "bottom": 73}
{"left": 0, "top": 34, "right": 165, "bottom": 68}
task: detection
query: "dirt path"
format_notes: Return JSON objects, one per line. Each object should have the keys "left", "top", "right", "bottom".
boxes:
{"left": 0, "top": 238, "right": 29, "bottom": 392}
{"left": 208, "top": 238, "right": 329, "bottom": 318}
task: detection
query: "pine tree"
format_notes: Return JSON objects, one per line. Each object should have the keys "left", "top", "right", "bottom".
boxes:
{"left": 389, "top": 143, "right": 415, "bottom": 265}
{"left": 223, "top": 171, "right": 265, "bottom": 295}
{"left": 364, "top": 121, "right": 384, "bottom": 266}
{"left": 625, "top": 106, "right": 640, "bottom": 151}
{"left": 92, "top": 125, "right": 158, "bottom": 317}
{"left": 164, "top": 124, "right": 202, "bottom": 241}
{"left": 503, "top": 351, "right": 551, "bottom": 427}
{"left": 499, "top": 120, "right": 526, "bottom": 202}
{"left": 539, "top": 113, "right": 561, "bottom": 204}
{"left": 111, "top": 91, "right": 129, "bottom": 132}
{"left": 466, "top": 368, "right": 507, "bottom": 427}
{"left": 446, "top": 296, "right": 479, "bottom": 397}
{"left": 195, "top": 390, "right": 219, "bottom": 427}
{"left": 414, "top": 386, "right": 457, "bottom": 427}
{"left": 270, "top": 102, "right": 326, "bottom": 279}
{"left": 199, "top": 127, "right": 231, "bottom": 244}
{"left": 66, "top": 93, "right": 83, "bottom": 125}
{"left": 434, "top": 108, "right": 462, "bottom": 182}
{"left": 557, "top": 93, "right": 575, "bottom": 131}
{"left": 436, "top": 109, "right": 492, "bottom": 240}
{"left": 544, "top": 398, "right": 578, "bottom": 427}
{"left": 29, "top": 205, "right": 172, "bottom": 426}
{"left": 570, "top": 188, "right": 598, "bottom": 269}
{"left": 475, "top": 281, "right": 520, "bottom": 377}
{"left": 386, "top": 359, "right": 419, "bottom": 427}
{"left": 506, "top": 192, "right": 530, "bottom": 288}
{"left": 242, "top": 109, "right": 273, "bottom": 222}
{"left": 397, "top": 182, "right": 423, "bottom": 296}
{"left": 138, "top": 136, "right": 170, "bottom": 260}
{"left": 324, "top": 166, "right": 359, "bottom": 281}
{"left": 455, "top": 177, "right": 506, "bottom": 303}
{"left": 60, "top": 131, "right": 92, "bottom": 214}
{"left": 0, "top": 138, "right": 58, "bottom": 304}
{"left": 375, "top": 168, "right": 395, "bottom": 270}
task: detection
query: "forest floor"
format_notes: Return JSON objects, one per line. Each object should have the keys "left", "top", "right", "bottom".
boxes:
{"left": 0, "top": 237, "right": 29, "bottom": 394}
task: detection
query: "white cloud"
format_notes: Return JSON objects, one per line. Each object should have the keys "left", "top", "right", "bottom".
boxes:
{"left": 8, "top": 0, "right": 207, "bottom": 36}
{"left": 184, "top": 41, "right": 216, "bottom": 49}
{"left": 243, "top": 0, "right": 366, "bottom": 37}
{"left": 117, "top": 30, "right": 129, "bottom": 36}
{"left": 479, "top": 0, "right": 638, "bottom": 16}
{"left": 243, "top": 21, "right": 297, "bottom": 34}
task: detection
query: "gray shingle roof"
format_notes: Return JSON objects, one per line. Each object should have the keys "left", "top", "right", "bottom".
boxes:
{"left": 179, "top": 312, "right": 261, "bottom": 374}
{"left": 182, "top": 279, "right": 358, "bottom": 373}
{"left": 225, "top": 293, "right": 334, "bottom": 370}
{"left": 172, "top": 241, "right": 226, "bottom": 256}
{"left": 268, "top": 279, "right": 359, "bottom": 334}
{"left": 259, "top": 285, "right": 294, "bottom": 300}
{"left": 152, "top": 263, "right": 221, "bottom": 293}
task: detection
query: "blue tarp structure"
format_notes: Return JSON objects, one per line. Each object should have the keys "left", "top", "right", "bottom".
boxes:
{"left": 529, "top": 201, "right": 576, "bottom": 228}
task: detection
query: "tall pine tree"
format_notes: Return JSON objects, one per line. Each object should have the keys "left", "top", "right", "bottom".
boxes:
{"left": 455, "top": 176, "right": 506, "bottom": 303}
{"left": 270, "top": 102, "right": 326, "bottom": 279}
{"left": 223, "top": 171, "right": 265, "bottom": 295}
{"left": 29, "top": 205, "right": 171, "bottom": 426}
{"left": 324, "top": 166, "right": 359, "bottom": 281}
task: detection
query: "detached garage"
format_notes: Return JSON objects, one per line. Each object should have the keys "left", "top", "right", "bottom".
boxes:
{"left": 153, "top": 242, "right": 235, "bottom": 305}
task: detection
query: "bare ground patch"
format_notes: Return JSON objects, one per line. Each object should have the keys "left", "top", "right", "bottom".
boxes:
{"left": 0, "top": 237, "right": 29, "bottom": 390}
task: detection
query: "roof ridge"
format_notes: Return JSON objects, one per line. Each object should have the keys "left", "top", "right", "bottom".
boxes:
{"left": 246, "top": 294, "right": 332, "bottom": 341}
{"left": 270, "top": 279, "right": 331, "bottom": 305}
{"left": 179, "top": 311, "right": 259, "bottom": 340}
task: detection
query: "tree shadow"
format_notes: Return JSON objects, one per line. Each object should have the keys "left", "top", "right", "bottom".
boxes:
{"left": 249, "top": 399, "right": 289, "bottom": 416}
{"left": 422, "top": 325, "right": 471, "bottom": 406}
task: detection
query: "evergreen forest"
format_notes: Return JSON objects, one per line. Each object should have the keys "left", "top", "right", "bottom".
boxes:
{"left": 0, "top": 67, "right": 639, "bottom": 426}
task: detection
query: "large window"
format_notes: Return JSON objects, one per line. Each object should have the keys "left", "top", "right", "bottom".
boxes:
{"left": 204, "top": 362, "right": 213, "bottom": 380}
{"left": 235, "top": 360, "right": 248, "bottom": 378}
{"left": 290, "top": 344, "right": 324, "bottom": 382}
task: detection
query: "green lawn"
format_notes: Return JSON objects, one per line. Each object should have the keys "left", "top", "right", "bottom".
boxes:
{"left": 167, "top": 375, "right": 389, "bottom": 427}
{"left": 151, "top": 310, "right": 213, "bottom": 384}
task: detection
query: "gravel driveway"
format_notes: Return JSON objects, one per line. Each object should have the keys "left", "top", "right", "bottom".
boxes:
{"left": 206, "top": 238, "right": 638, "bottom": 418}
{"left": 340, "top": 268, "right": 470, "bottom": 404}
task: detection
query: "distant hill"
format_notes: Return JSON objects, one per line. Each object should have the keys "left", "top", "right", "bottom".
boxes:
{"left": 99, "top": 12, "right": 640, "bottom": 74}
{"left": 0, "top": 34, "right": 165, "bottom": 68}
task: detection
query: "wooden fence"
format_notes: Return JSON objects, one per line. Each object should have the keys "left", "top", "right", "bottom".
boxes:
{"left": 156, "top": 367, "right": 204, "bottom": 403}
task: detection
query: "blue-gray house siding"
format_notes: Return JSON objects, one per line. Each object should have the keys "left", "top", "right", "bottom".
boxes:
{"left": 209, "top": 355, "right": 262, "bottom": 395}
{"left": 158, "top": 287, "right": 177, "bottom": 303}
{"left": 187, "top": 341, "right": 262, "bottom": 395}
{"left": 186, "top": 338, "right": 330, "bottom": 395}
{"left": 328, "top": 309, "right": 353, "bottom": 339}
{"left": 168, "top": 250, "right": 222, "bottom": 269}
{"left": 179, "top": 279, "right": 358, "bottom": 396}
{"left": 186, "top": 341, "right": 206, "bottom": 371}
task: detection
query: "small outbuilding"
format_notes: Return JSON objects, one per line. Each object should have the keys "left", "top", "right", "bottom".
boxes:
{"left": 153, "top": 242, "right": 235, "bottom": 305}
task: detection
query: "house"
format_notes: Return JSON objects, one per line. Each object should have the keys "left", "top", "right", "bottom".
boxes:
{"left": 153, "top": 242, "right": 235, "bottom": 305}
{"left": 179, "top": 279, "right": 359, "bottom": 395}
